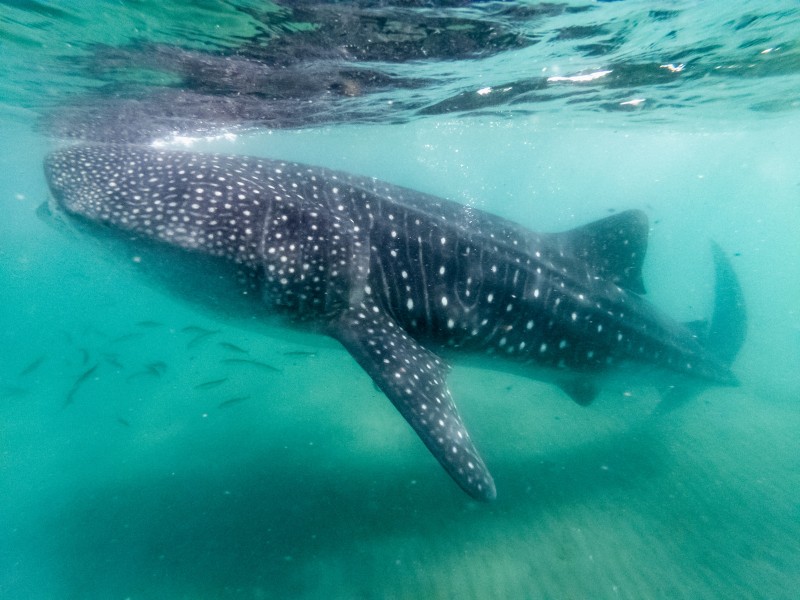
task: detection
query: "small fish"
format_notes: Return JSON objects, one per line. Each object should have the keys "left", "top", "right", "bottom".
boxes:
{"left": 78, "top": 348, "right": 90, "bottom": 365}
{"left": 127, "top": 361, "right": 167, "bottom": 380}
{"left": 102, "top": 353, "right": 124, "bottom": 369}
{"left": 282, "top": 351, "right": 317, "bottom": 357}
{"left": 194, "top": 378, "right": 228, "bottom": 390}
{"left": 146, "top": 361, "right": 167, "bottom": 376}
{"left": 19, "top": 355, "right": 46, "bottom": 376}
{"left": 64, "top": 364, "right": 99, "bottom": 407}
{"left": 110, "top": 332, "right": 143, "bottom": 344}
{"left": 1, "top": 385, "right": 29, "bottom": 398}
{"left": 117, "top": 417, "right": 131, "bottom": 427}
{"left": 217, "top": 396, "right": 250, "bottom": 409}
{"left": 136, "top": 320, "right": 163, "bottom": 328}
{"left": 187, "top": 330, "right": 220, "bottom": 349}
{"left": 181, "top": 325, "right": 216, "bottom": 335}
{"left": 219, "top": 342, "right": 248, "bottom": 354}
{"left": 221, "top": 358, "right": 281, "bottom": 372}
{"left": 84, "top": 326, "right": 109, "bottom": 340}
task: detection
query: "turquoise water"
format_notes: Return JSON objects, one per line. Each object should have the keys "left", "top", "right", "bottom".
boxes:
{"left": 2, "top": 1, "right": 800, "bottom": 598}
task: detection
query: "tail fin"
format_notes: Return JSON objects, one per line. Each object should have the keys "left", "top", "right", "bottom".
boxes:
{"left": 654, "top": 243, "right": 746, "bottom": 415}
{"left": 707, "top": 242, "right": 747, "bottom": 366}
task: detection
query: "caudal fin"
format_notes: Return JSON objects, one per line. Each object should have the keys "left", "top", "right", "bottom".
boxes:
{"left": 707, "top": 242, "right": 747, "bottom": 366}
{"left": 656, "top": 243, "right": 746, "bottom": 415}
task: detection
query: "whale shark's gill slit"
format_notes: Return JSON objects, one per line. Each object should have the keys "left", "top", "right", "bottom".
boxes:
{"left": 399, "top": 210, "right": 419, "bottom": 322}
{"left": 373, "top": 244, "right": 393, "bottom": 310}
{"left": 381, "top": 223, "right": 406, "bottom": 323}
{"left": 331, "top": 300, "right": 496, "bottom": 501}
{"left": 417, "top": 226, "right": 432, "bottom": 335}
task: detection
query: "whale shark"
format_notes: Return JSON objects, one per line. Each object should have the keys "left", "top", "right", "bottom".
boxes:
{"left": 43, "top": 143, "right": 746, "bottom": 500}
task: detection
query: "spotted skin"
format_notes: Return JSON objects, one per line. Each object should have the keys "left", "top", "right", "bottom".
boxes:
{"left": 44, "top": 144, "right": 744, "bottom": 501}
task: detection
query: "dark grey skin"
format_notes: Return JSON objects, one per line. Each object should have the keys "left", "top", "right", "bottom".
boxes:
{"left": 44, "top": 144, "right": 746, "bottom": 501}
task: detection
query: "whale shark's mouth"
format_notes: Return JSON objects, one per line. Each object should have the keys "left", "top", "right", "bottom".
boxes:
{"left": 43, "top": 147, "right": 99, "bottom": 220}
{"left": 39, "top": 166, "right": 115, "bottom": 242}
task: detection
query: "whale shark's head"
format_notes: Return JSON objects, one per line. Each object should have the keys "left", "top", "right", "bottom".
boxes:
{"left": 44, "top": 144, "right": 269, "bottom": 265}
{"left": 42, "top": 144, "right": 286, "bottom": 322}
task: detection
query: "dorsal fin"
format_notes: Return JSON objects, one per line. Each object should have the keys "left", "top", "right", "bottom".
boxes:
{"left": 549, "top": 210, "right": 650, "bottom": 295}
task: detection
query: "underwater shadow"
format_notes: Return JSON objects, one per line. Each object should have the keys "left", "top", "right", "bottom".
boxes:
{"left": 45, "top": 418, "right": 673, "bottom": 597}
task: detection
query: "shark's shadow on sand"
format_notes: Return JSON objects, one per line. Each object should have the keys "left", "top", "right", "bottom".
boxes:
{"left": 45, "top": 417, "right": 675, "bottom": 595}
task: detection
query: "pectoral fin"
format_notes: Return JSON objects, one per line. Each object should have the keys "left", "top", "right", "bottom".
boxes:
{"left": 331, "top": 301, "right": 496, "bottom": 501}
